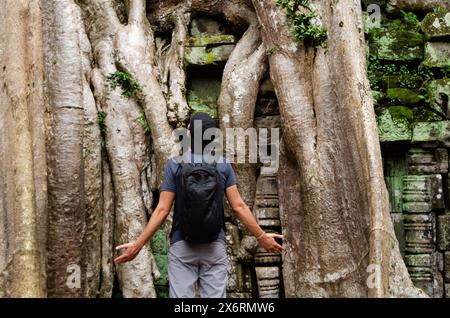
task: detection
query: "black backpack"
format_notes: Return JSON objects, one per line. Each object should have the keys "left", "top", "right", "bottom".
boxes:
{"left": 179, "top": 162, "right": 222, "bottom": 243}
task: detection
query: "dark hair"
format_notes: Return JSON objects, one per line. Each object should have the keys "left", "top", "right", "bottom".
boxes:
{"left": 189, "top": 112, "right": 217, "bottom": 154}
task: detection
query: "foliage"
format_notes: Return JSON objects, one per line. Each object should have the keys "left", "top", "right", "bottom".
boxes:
{"left": 432, "top": 6, "right": 446, "bottom": 14}
{"left": 265, "top": 45, "right": 281, "bottom": 56}
{"left": 107, "top": 70, "right": 142, "bottom": 98}
{"left": 276, "top": 0, "right": 327, "bottom": 47}
{"left": 399, "top": 10, "right": 419, "bottom": 30}
{"left": 98, "top": 111, "right": 108, "bottom": 146}
{"left": 137, "top": 111, "right": 151, "bottom": 134}
{"left": 389, "top": 10, "right": 420, "bottom": 31}
{"left": 98, "top": 111, "right": 107, "bottom": 134}
{"left": 367, "top": 52, "right": 446, "bottom": 92}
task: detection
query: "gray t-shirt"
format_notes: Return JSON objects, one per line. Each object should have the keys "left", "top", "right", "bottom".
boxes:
{"left": 160, "top": 152, "right": 237, "bottom": 244}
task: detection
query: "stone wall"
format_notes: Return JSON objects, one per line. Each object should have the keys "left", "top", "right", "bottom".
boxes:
{"left": 365, "top": 2, "right": 450, "bottom": 297}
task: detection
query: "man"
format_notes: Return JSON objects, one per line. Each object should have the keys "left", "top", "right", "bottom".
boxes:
{"left": 114, "top": 112, "right": 283, "bottom": 298}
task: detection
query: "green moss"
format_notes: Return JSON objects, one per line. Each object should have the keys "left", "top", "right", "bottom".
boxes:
{"left": 107, "top": 70, "right": 141, "bottom": 98}
{"left": 184, "top": 45, "right": 235, "bottom": 65}
{"left": 421, "top": 11, "right": 450, "bottom": 40}
{"left": 185, "top": 35, "right": 235, "bottom": 47}
{"left": 136, "top": 111, "right": 151, "bottom": 134}
{"left": 422, "top": 42, "right": 450, "bottom": 69}
{"left": 98, "top": 111, "right": 107, "bottom": 134}
{"left": 276, "top": 0, "right": 327, "bottom": 47}
{"left": 387, "top": 88, "right": 422, "bottom": 105}
{"left": 388, "top": 105, "right": 414, "bottom": 125}
{"left": 370, "top": 29, "right": 423, "bottom": 61}
{"left": 205, "top": 51, "right": 216, "bottom": 65}
{"left": 381, "top": 75, "right": 423, "bottom": 89}
{"left": 265, "top": 45, "right": 281, "bottom": 56}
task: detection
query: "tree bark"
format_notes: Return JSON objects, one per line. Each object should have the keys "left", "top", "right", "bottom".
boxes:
{"left": 0, "top": 0, "right": 47, "bottom": 297}
{"left": 252, "top": 0, "right": 424, "bottom": 297}
{"left": 218, "top": 8, "right": 267, "bottom": 210}
{"left": 43, "top": 0, "right": 87, "bottom": 297}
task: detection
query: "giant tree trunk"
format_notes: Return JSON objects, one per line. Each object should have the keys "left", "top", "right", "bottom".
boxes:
{"left": 0, "top": 0, "right": 47, "bottom": 297}
{"left": 252, "top": 0, "right": 424, "bottom": 297}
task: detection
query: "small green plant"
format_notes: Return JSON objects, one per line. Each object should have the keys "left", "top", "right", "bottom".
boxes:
{"left": 432, "top": 6, "right": 446, "bottom": 14}
{"left": 98, "top": 111, "right": 108, "bottom": 146}
{"left": 98, "top": 111, "right": 107, "bottom": 134}
{"left": 390, "top": 10, "right": 420, "bottom": 31}
{"left": 137, "top": 111, "right": 151, "bottom": 134}
{"left": 276, "top": 0, "right": 327, "bottom": 47}
{"left": 265, "top": 45, "right": 281, "bottom": 56}
{"left": 400, "top": 10, "right": 420, "bottom": 30}
{"left": 107, "top": 70, "right": 141, "bottom": 98}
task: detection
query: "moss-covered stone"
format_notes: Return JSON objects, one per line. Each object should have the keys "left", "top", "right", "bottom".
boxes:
{"left": 387, "top": 88, "right": 422, "bottom": 104}
{"left": 423, "top": 42, "right": 450, "bottom": 69}
{"left": 190, "top": 18, "right": 228, "bottom": 36}
{"left": 377, "top": 107, "right": 413, "bottom": 142}
{"left": 382, "top": 75, "right": 423, "bottom": 89}
{"left": 185, "top": 44, "right": 235, "bottom": 65}
{"left": 185, "top": 35, "right": 235, "bottom": 47}
{"left": 372, "top": 90, "right": 386, "bottom": 106}
{"left": 187, "top": 68, "right": 222, "bottom": 118}
{"left": 184, "top": 34, "right": 236, "bottom": 65}
{"left": 421, "top": 12, "right": 450, "bottom": 41}
{"left": 445, "top": 252, "right": 450, "bottom": 283}
{"left": 370, "top": 27, "right": 424, "bottom": 61}
{"left": 405, "top": 254, "right": 433, "bottom": 267}
{"left": 427, "top": 78, "right": 450, "bottom": 118}
{"left": 437, "top": 214, "right": 450, "bottom": 251}
{"left": 388, "top": 105, "right": 414, "bottom": 123}
{"left": 151, "top": 228, "right": 168, "bottom": 255}
{"left": 412, "top": 121, "right": 450, "bottom": 147}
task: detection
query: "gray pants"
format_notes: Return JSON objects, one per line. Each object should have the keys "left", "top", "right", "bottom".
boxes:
{"left": 168, "top": 239, "right": 228, "bottom": 298}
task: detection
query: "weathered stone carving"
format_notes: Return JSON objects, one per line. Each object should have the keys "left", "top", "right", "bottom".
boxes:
{"left": 437, "top": 214, "right": 450, "bottom": 251}
{"left": 404, "top": 213, "right": 434, "bottom": 254}
{"left": 407, "top": 148, "right": 448, "bottom": 175}
{"left": 255, "top": 267, "right": 280, "bottom": 298}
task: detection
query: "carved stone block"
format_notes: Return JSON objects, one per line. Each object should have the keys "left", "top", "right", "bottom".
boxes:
{"left": 254, "top": 174, "right": 280, "bottom": 228}
{"left": 254, "top": 247, "right": 282, "bottom": 265}
{"left": 184, "top": 35, "right": 236, "bottom": 65}
{"left": 402, "top": 175, "right": 444, "bottom": 213}
{"left": 407, "top": 148, "right": 448, "bottom": 174}
{"left": 421, "top": 12, "right": 450, "bottom": 41}
{"left": 433, "top": 270, "right": 444, "bottom": 298}
{"left": 255, "top": 267, "right": 280, "bottom": 298}
{"left": 423, "top": 42, "right": 450, "bottom": 69}
{"left": 445, "top": 252, "right": 450, "bottom": 283}
{"left": 437, "top": 214, "right": 450, "bottom": 251}
{"left": 404, "top": 214, "right": 434, "bottom": 254}
{"left": 412, "top": 121, "right": 450, "bottom": 148}
{"left": 426, "top": 78, "right": 450, "bottom": 119}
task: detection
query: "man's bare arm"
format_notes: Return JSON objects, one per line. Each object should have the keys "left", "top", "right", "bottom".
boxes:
{"left": 226, "top": 185, "right": 283, "bottom": 253}
{"left": 114, "top": 191, "right": 175, "bottom": 264}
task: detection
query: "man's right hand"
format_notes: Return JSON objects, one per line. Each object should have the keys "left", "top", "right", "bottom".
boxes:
{"left": 258, "top": 233, "right": 284, "bottom": 253}
{"left": 114, "top": 242, "right": 142, "bottom": 264}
